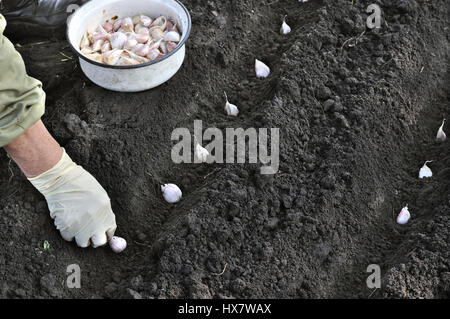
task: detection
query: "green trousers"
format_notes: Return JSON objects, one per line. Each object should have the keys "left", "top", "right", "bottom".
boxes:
{"left": 0, "top": 14, "right": 45, "bottom": 147}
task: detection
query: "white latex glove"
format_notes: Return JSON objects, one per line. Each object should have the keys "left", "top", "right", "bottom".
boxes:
{"left": 28, "top": 148, "right": 117, "bottom": 248}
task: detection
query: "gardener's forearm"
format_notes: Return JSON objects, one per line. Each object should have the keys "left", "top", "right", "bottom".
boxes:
{"left": 3, "top": 120, "right": 63, "bottom": 178}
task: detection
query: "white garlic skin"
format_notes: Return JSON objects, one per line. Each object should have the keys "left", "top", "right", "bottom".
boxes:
{"left": 109, "top": 236, "right": 127, "bottom": 253}
{"left": 195, "top": 144, "right": 210, "bottom": 163}
{"left": 436, "top": 119, "right": 446, "bottom": 142}
{"left": 161, "top": 184, "right": 182, "bottom": 203}
{"left": 255, "top": 59, "right": 270, "bottom": 78}
{"left": 419, "top": 161, "right": 433, "bottom": 179}
{"left": 396, "top": 206, "right": 410, "bottom": 225}
{"left": 280, "top": 17, "right": 291, "bottom": 35}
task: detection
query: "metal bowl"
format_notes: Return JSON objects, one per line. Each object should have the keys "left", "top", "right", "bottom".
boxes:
{"left": 67, "top": 0, "right": 191, "bottom": 92}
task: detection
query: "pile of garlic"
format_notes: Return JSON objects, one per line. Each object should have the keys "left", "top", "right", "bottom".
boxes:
{"left": 80, "top": 15, "right": 181, "bottom": 66}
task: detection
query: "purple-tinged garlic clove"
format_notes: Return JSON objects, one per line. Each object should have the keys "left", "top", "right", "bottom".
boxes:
{"left": 437, "top": 119, "right": 446, "bottom": 142}
{"left": 147, "top": 49, "right": 162, "bottom": 61}
{"left": 166, "top": 41, "right": 178, "bottom": 53}
{"left": 396, "top": 205, "right": 410, "bottom": 225}
{"left": 113, "top": 19, "right": 122, "bottom": 31}
{"left": 92, "top": 31, "right": 107, "bottom": 42}
{"left": 165, "top": 31, "right": 180, "bottom": 42}
{"left": 110, "top": 32, "right": 127, "bottom": 49}
{"left": 109, "top": 236, "right": 127, "bottom": 253}
{"left": 103, "top": 22, "right": 114, "bottom": 33}
{"left": 135, "top": 33, "right": 150, "bottom": 44}
{"left": 136, "top": 44, "right": 150, "bottom": 57}
{"left": 124, "top": 50, "right": 149, "bottom": 63}
{"left": 125, "top": 36, "right": 138, "bottom": 50}
{"left": 419, "top": 161, "right": 433, "bottom": 179}
{"left": 161, "top": 184, "right": 182, "bottom": 203}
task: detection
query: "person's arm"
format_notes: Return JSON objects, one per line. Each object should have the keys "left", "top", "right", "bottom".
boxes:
{"left": 0, "top": 14, "right": 117, "bottom": 248}
{"left": 4, "top": 120, "right": 63, "bottom": 177}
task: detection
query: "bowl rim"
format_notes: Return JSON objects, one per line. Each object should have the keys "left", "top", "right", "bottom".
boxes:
{"left": 66, "top": 0, "right": 191, "bottom": 69}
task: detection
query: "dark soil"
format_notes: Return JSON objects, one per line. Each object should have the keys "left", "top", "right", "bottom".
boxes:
{"left": 1, "top": 0, "right": 450, "bottom": 298}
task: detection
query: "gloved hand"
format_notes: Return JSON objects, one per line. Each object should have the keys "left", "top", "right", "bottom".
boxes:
{"left": 28, "top": 148, "right": 117, "bottom": 248}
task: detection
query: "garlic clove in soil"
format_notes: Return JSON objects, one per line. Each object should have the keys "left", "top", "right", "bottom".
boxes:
{"left": 255, "top": 59, "right": 270, "bottom": 78}
{"left": 436, "top": 119, "right": 446, "bottom": 142}
{"left": 224, "top": 92, "right": 239, "bottom": 116}
{"left": 161, "top": 184, "right": 182, "bottom": 203}
{"left": 419, "top": 160, "right": 433, "bottom": 179}
{"left": 280, "top": 15, "right": 291, "bottom": 35}
{"left": 396, "top": 205, "right": 411, "bottom": 225}
{"left": 195, "top": 143, "right": 210, "bottom": 163}
{"left": 109, "top": 236, "right": 127, "bottom": 253}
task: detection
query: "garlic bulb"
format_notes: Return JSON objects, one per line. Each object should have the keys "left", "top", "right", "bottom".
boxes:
{"left": 419, "top": 161, "right": 433, "bottom": 179}
{"left": 280, "top": 16, "right": 291, "bottom": 35}
{"left": 224, "top": 92, "right": 239, "bottom": 116}
{"left": 161, "top": 184, "right": 182, "bottom": 203}
{"left": 109, "top": 236, "right": 127, "bottom": 253}
{"left": 255, "top": 59, "right": 270, "bottom": 78}
{"left": 195, "top": 143, "right": 209, "bottom": 163}
{"left": 396, "top": 205, "right": 410, "bottom": 225}
{"left": 436, "top": 119, "right": 446, "bottom": 142}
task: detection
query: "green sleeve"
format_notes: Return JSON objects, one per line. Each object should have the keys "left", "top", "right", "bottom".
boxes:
{"left": 0, "top": 14, "right": 45, "bottom": 147}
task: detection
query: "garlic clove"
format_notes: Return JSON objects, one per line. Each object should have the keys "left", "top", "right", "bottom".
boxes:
{"left": 150, "top": 27, "right": 165, "bottom": 41}
{"left": 195, "top": 143, "right": 210, "bottom": 163}
{"left": 110, "top": 32, "right": 127, "bottom": 49}
{"left": 419, "top": 161, "right": 433, "bottom": 179}
{"left": 255, "top": 59, "right": 270, "bottom": 78}
{"left": 396, "top": 205, "right": 411, "bottom": 225}
{"left": 121, "top": 17, "right": 134, "bottom": 32}
{"left": 113, "top": 19, "right": 122, "bottom": 31}
{"left": 149, "top": 39, "right": 163, "bottom": 51}
{"left": 166, "top": 41, "right": 178, "bottom": 53}
{"left": 124, "top": 50, "right": 149, "bottom": 63}
{"left": 125, "top": 37, "right": 138, "bottom": 50}
{"left": 160, "top": 41, "right": 168, "bottom": 54}
{"left": 109, "top": 236, "right": 127, "bottom": 253}
{"left": 102, "top": 49, "right": 124, "bottom": 65}
{"left": 103, "top": 22, "right": 114, "bottom": 33}
{"left": 161, "top": 184, "right": 182, "bottom": 203}
{"left": 147, "top": 49, "right": 162, "bottom": 61}
{"left": 80, "top": 32, "right": 91, "bottom": 48}
{"left": 135, "top": 33, "right": 150, "bottom": 44}
{"left": 101, "top": 41, "right": 112, "bottom": 53}
{"left": 224, "top": 92, "right": 239, "bottom": 116}
{"left": 436, "top": 119, "right": 446, "bottom": 142}
{"left": 92, "top": 39, "right": 105, "bottom": 52}
{"left": 117, "top": 56, "right": 139, "bottom": 65}
{"left": 165, "top": 31, "right": 181, "bottom": 42}
{"left": 280, "top": 15, "right": 291, "bottom": 35}
{"left": 136, "top": 44, "right": 150, "bottom": 57}
{"left": 85, "top": 52, "right": 103, "bottom": 63}
{"left": 152, "top": 16, "right": 167, "bottom": 30}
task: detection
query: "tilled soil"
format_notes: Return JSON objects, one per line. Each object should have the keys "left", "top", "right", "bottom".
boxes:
{"left": 1, "top": 0, "right": 450, "bottom": 298}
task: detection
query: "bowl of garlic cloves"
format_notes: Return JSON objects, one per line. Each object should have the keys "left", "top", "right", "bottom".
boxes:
{"left": 67, "top": 0, "right": 191, "bottom": 92}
